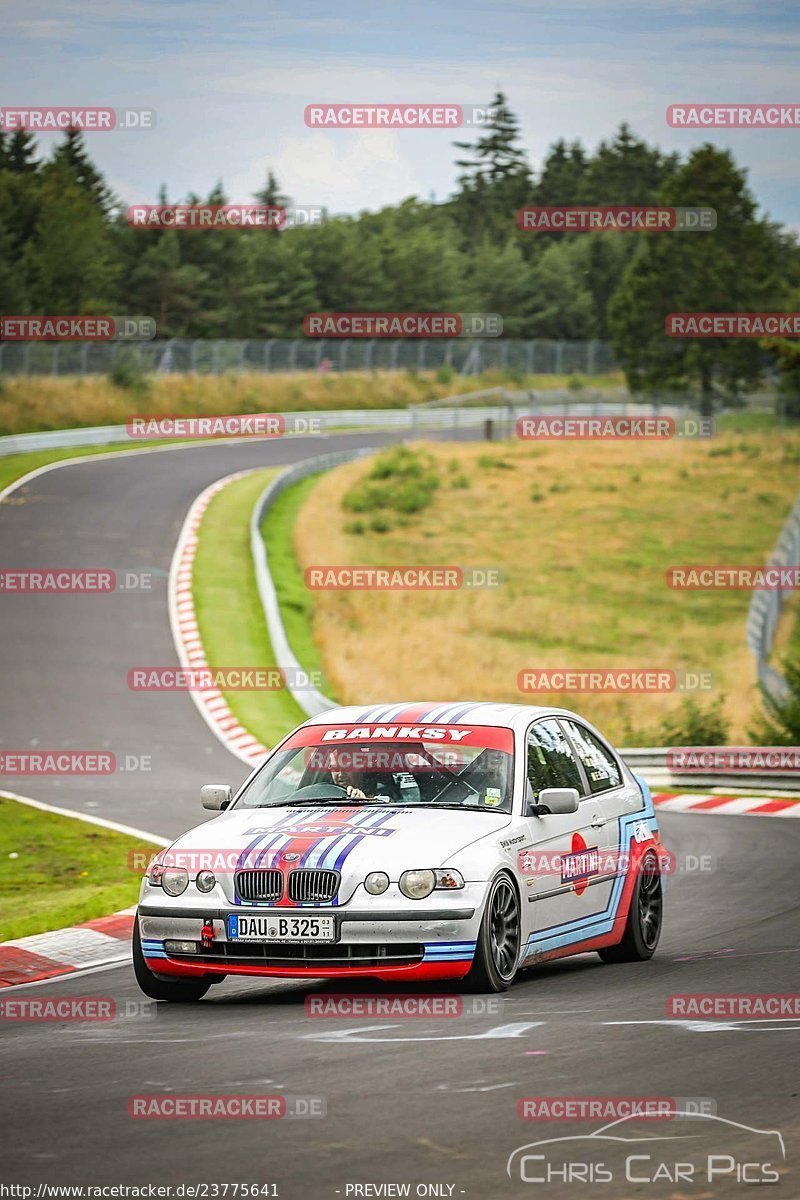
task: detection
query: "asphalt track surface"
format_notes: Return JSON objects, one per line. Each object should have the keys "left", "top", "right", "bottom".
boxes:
{"left": 1, "top": 434, "right": 799, "bottom": 1199}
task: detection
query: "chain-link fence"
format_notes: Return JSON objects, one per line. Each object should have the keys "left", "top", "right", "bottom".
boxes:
{"left": 0, "top": 337, "right": 617, "bottom": 377}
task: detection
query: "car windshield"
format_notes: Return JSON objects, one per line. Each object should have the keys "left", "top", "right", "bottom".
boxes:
{"left": 234, "top": 724, "right": 514, "bottom": 813}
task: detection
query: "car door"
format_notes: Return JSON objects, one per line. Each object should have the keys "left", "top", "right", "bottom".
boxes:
{"left": 520, "top": 718, "right": 616, "bottom": 962}
{"left": 559, "top": 717, "right": 647, "bottom": 867}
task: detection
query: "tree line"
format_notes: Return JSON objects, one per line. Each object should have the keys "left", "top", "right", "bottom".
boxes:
{"left": 1, "top": 93, "right": 798, "bottom": 401}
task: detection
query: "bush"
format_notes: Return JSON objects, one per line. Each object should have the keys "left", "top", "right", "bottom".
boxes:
{"left": 110, "top": 349, "right": 150, "bottom": 392}
{"left": 750, "top": 656, "right": 800, "bottom": 745}
{"left": 435, "top": 365, "right": 456, "bottom": 385}
{"left": 343, "top": 446, "right": 439, "bottom": 516}
{"left": 659, "top": 696, "right": 730, "bottom": 746}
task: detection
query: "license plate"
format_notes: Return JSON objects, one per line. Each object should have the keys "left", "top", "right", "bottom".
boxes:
{"left": 227, "top": 914, "right": 336, "bottom": 943}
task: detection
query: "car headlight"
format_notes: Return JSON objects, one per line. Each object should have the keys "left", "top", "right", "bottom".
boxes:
{"left": 398, "top": 868, "right": 465, "bottom": 899}
{"left": 196, "top": 870, "right": 216, "bottom": 893}
{"left": 162, "top": 868, "right": 189, "bottom": 896}
{"left": 399, "top": 869, "right": 436, "bottom": 899}
{"left": 365, "top": 871, "right": 389, "bottom": 895}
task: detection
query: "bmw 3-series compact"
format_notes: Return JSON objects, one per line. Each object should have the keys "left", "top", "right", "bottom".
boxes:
{"left": 133, "top": 702, "right": 665, "bottom": 1000}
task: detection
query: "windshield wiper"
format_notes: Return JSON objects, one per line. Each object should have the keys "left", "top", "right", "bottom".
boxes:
{"left": 409, "top": 802, "right": 504, "bottom": 812}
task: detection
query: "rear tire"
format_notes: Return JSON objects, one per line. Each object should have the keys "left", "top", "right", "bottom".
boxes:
{"left": 465, "top": 874, "right": 521, "bottom": 992}
{"left": 598, "top": 849, "right": 662, "bottom": 964}
{"left": 132, "top": 917, "right": 212, "bottom": 1002}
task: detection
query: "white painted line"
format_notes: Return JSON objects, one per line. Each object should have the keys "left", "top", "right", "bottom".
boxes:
{"left": 0, "top": 789, "right": 169, "bottom": 845}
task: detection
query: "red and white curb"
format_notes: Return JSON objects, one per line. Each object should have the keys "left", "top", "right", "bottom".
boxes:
{"left": 169, "top": 470, "right": 269, "bottom": 767}
{"left": 0, "top": 910, "right": 136, "bottom": 988}
{"left": 653, "top": 792, "right": 800, "bottom": 817}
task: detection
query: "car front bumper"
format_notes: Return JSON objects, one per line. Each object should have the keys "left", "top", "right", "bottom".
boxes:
{"left": 137, "top": 898, "right": 482, "bottom": 982}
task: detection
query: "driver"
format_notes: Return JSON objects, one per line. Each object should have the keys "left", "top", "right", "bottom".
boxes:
{"left": 328, "top": 747, "right": 402, "bottom": 802}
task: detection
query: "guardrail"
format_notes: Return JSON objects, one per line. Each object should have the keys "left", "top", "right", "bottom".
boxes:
{"left": 249, "top": 447, "right": 375, "bottom": 717}
{"left": 746, "top": 492, "right": 800, "bottom": 705}
{"left": 0, "top": 396, "right": 712, "bottom": 459}
{"left": 619, "top": 747, "right": 800, "bottom": 793}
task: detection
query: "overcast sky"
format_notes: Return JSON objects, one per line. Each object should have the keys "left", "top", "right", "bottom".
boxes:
{"left": 4, "top": 0, "right": 800, "bottom": 229}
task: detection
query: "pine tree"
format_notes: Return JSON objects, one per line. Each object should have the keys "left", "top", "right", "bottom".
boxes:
{"left": 7, "top": 129, "right": 39, "bottom": 174}
{"left": 52, "top": 128, "right": 114, "bottom": 213}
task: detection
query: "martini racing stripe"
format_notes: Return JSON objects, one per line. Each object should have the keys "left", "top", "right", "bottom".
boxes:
{"left": 423, "top": 941, "right": 477, "bottom": 961}
{"left": 522, "top": 792, "right": 656, "bottom": 959}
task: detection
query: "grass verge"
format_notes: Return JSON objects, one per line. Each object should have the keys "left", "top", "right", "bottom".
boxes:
{"left": 292, "top": 430, "right": 800, "bottom": 744}
{"left": 191, "top": 469, "right": 309, "bottom": 748}
{"left": 0, "top": 795, "right": 159, "bottom": 941}
{"left": 259, "top": 473, "right": 333, "bottom": 694}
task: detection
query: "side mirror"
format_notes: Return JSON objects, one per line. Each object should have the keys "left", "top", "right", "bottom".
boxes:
{"left": 537, "top": 787, "right": 580, "bottom": 815}
{"left": 201, "top": 784, "right": 232, "bottom": 811}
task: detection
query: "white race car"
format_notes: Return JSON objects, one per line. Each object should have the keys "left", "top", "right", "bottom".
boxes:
{"left": 133, "top": 702, "right": 665, "bottom": 1000}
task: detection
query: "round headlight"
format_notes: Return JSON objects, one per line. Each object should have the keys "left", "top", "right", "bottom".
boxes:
{"left": 399, "top": 869, "right": 435, "bottom": 900}
{"left": 162, "top": 867, "right": 189, "bottom": 896}
{"left": 365, "top": 871, "right": 389, "bottom": 896}
{"left": 196, "top": 870, "right": 216, "bottom": 893}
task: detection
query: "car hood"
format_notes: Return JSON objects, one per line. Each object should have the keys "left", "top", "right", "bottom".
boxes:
{"left": 167, "top": 803, "right": 511, "bottom": 884}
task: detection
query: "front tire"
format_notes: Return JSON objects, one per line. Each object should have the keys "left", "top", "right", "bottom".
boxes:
{"left": 132, "top": 917, "right": 212, "bottom": 1002}
{"left": 466, "top": 874, "right": 521, "bottom": 992}
{"left": 598, "top": 849, "right": 663, "bottom": 963}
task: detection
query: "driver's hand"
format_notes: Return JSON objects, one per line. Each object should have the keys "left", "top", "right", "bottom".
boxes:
{"left": 346, "top": 785, "right": 367, "bottom": 799}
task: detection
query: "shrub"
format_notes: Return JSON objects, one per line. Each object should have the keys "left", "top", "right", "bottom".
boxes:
{"left": 343, "top": 446, "right": 439, "bottom": 516}
{"left": 659, "top": 696, "right": 730, "bottom": 746}
{"left": 110, "top": 349, "right": 150, "bottom": 392}
{"left": 750, "top": 656, "right": 800, "bottom": 745}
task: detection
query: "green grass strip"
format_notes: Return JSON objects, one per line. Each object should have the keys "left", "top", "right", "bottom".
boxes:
{"left": 0, "top": 795, "right": 159, "bottom": 941}
{"left": 191, "top": 469, "right": 309, "bottom": 748}
{"left": 259, "top": 472, "right": 334, "bottom": 696}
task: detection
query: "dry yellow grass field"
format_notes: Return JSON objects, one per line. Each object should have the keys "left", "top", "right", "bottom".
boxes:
{"left": 0, "top": 370, "right": 625, "bottom": 436}
{"left": 293, "top": 431, "right": 800, "bottom": 743}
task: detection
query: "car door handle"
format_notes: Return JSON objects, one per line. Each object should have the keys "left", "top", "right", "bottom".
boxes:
{"left": 590, "top": 815, "right": 607, "bottom": 827}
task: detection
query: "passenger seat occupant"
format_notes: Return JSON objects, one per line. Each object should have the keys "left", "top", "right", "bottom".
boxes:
{"left": 472, "top": 749, "right": 509, "bottom": 807}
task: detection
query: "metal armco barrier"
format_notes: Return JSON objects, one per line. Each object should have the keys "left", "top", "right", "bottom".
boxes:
{"left": 746, "top": 491, "right": 800, "bottom": 704}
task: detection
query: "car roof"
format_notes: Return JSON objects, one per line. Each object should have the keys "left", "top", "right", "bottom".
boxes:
{"left": 300, "top": 701, "right": 587, "bottom": 737}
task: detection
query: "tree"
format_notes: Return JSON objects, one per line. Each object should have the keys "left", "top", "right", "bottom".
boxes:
{"left": 581, "top": 123, "right": 678, "bottom": 205}
{"left": 253, "top": 169, "right": 289, "bottom": 208}
{"left": 454, "top": 91, "right": 529, "bottom": 183}
{"left": 52, "top": 128, "right": 114, "bottom": 214}
{"left": 22, "top": 162, "right": 118, "bottom": 311}
{"left": 608, "top": 145, "right": 788, "bottom": 411}
{"left": 6, "top": 129, "right": 39, "bottom": 174}
{"left": 451, "top": 93, "right": 532, "bottom": 245}
{"left": 533, "top": 139, "right": 588, "bottom": 205}
{"left": 750, "top": 657, "right": 800, "bottom": 745}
